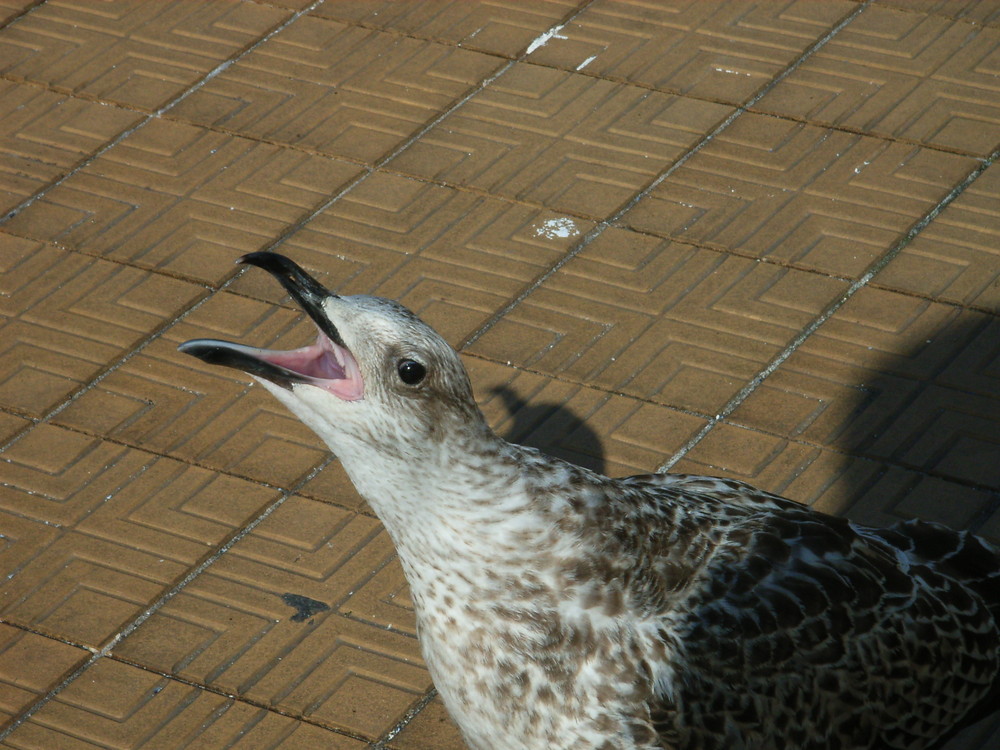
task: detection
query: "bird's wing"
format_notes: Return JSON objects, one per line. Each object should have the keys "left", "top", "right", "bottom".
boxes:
{"left": 620, "top": 488, "right": 1000, "bottom": 750}
{"left": 620, "top": 472, "right": 802, "bottom": 512}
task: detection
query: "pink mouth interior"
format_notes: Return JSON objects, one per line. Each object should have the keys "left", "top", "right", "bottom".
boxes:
{"left": 258, "top": 330, "right": 364, "bottom": 401}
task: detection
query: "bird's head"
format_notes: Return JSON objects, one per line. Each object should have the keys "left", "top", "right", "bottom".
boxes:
{"left": 179, "top": 253, "right": 492, "bottom": 483}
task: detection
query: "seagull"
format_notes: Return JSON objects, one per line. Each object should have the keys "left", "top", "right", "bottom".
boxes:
{"left": 180, "top": 252, "right": 1000, "bottom": 750}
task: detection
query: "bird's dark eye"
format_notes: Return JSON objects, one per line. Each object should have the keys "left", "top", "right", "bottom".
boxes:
{"left": 397, "top": 359, "right": 426, "bottom": 385}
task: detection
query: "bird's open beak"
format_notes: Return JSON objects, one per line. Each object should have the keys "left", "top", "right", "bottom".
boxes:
{"left": 178, "top": 252, "right": 364, "bottom": 400}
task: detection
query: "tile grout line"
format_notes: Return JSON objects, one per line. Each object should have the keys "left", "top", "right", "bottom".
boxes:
{"left": 370, "top": 687, "right": 440, "bottom": 749}
{"left": 658, "top": 147, "right": 999, "bottom": 473}
{"left": 459, "top": 0, "right": 871, "bottom": 351}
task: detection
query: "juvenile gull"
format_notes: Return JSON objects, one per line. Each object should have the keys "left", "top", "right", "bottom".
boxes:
{"left": 180, "top": 252, "right": 1000, "bottom": 750}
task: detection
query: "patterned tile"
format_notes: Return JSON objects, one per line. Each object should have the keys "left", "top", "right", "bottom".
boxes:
{"left": 52, "top": 292, "right": 328, "bottom": 488}
{"left": 0, "top": 624, "right": 88, "bottom": 723}
{"left": 466, "top": 356, "right": 708, "bottom": 477}
{"left": 526, "top": 0, "right": 856, "bottom": 102}
{"left": 0, "top": 0, "right": 289, "bottom": 111}
{"left": 0, "top": 423, "right": 278, "bottom": 646}
{"left": 468, "top": 227, "right": 849, "bottom": 415}
{"left": 730, "top": 287, "right": 1000, "bottom": 491}
{"left": 3, "top": 119, "right": 364, "bottom": 284}
{"left": 311, "top": 0, "right": 582, "bottom": 57}
{"left": 253, "top": 172, "right": 596, "bottom": 345}
{"left": 0, "top": 411, "right": 30, "bottom": 444}
{"left": 875, "top": 0, "right": 1000, "bottom": 28}
{"left": 0, "top": 237, "right": 206, "bottom": 418}
{"left": 390, "top": 62, "right": 734, "bottom": 218}
{"left": 624, "top": 113, "right": 978, "bottom": 278}
{"left": 116, "top": 495, "right": 428, "bottom": 740}
{"left": 171, "top": 17, "right": 503, "bottom": 164}
{"left": 755, "top": 5, "right": 1000, "bottom": 155}
{"left": 0, "top": 80, "right": 141, "bottom": 216}
{"left": 0, "top": 657, "right": 367, "bottom": 749}
{"left": 876, "top": 160, "right": 1000, "bottom": 311}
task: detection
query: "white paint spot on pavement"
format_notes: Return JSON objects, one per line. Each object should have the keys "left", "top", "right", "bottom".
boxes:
{"left": 534, "top": 218, "right": 580, "bottom": 240}
{"left": 525, "top": 24, "right": 566, "bottom": 55}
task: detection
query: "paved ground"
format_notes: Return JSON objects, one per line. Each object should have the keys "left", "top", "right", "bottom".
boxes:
{"left": 1, "top": 1, "right": 999, "bottom": 748}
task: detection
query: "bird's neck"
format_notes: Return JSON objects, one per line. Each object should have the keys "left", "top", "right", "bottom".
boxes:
{"left": 338, "top": 432, "right": 582, "bottom": 571}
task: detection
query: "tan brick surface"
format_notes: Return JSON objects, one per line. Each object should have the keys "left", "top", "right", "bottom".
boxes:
{"left": 391, "top": 62, "right": 734, "bottom": 218}
{"left": 0, "top": 658, "right": 368, "bottom": 749}
{"left": 0, "top": 80, "right": 141, "bottom": 215}
{"left": 115, "top": 495, "right": 428, "bottom": 740}
{"left": 0, "top": 0, "right": 289, "bottom": 110}
{"left": 0, "top": 1, "right": 997, "bottom": 747}
{"left": 731, "top": 288, "right": 1000, "bottom": 493}
{"left": 0, "top": 238, "right": 205, "bottom": 417}
{"left": 53, "top": 293, "right": 327, "bottom": 487}
{"left": 311, "top": 0, "right": 582, "bottom": 57}
{"left": 623, "top": 113, "right": 978, "bottom": 278}
{"left": 269, "top": 171, "right": 598, "bottom": 344}
{"left": 5, "top": 120, "right": 365, "bottom": 284}
{"left": 0, "top": 423, "right": 279, "bottom": 646}
{"left": 525, "top": 0, "right": 858, "bottom": 101}
{"left": 468, "top": 227, "right": 849, "bottom": 414}
{"left": 756, "top": 5, "right": 1000, "bottom": 155}
{"left": 0, "top": 624, "right": 87, "bottom": 723}
{"left": 875, "top": 0, "right": 1000, "bottom": 27}
{"left": 171, "top": 17, "right": 503, "bottom": 164}
{"left": 877, "top": 160, "right": 1000, "bottom": 311}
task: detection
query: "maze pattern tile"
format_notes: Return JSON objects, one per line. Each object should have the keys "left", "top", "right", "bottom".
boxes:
{"left": 0, "top": 423, "right": 278, "bottom": 646}
{"left": 116, "top": 496, "right": 428, "bottom": 740}
{"left": 466, "top": 356, "right": 708, "bottom": 477}
{"left": 250, "top": 171, "right": 595, "bottom": 345}
{"left": 1, "top": 657, "right": 367, "bottom": 749}
{"left": 0, "top": 237, "right": 205, "bottom": 417}
{"left": 468, "top": 228, "right": 849, "bottom": 415}
{"left": 755, "top": 5, "right": 1000, "bottom": 155}
{"left": 4, "top": 120, "right": 364, "bottom": 284}
{"left": 731, "top": 288, "right": 1000, "bottom": 491}
{"left": 311, "top": 0, "right": 581, "bottom": 57}
{"left": 0, "top": 0, "right": 288, "bottom": 111}
{"left": 0, "top": 624, "right": 88, "bottom": 723}
{"left": 0, "top": 81, "right": 140, "bottom": 215}
{"left": 172, "top": 17, "right": 503, "bottom": 164}
{"left": 876, "top": 0, "right": 1000, "bottom": 27}
{"left": 877, "top": 160, "right": 1000, "bottom": 311}
{"left": 624, "top": 113, "right": 978, "bottom": 278}
{"left": 391, "top": 62, "right": 734, "bottom": 218}
{"left": 0, "top": 412, "right": 30, "bottom": 445}
{"left": 53, "top": 292, "right": 329, "bottom": 488}
{"left": 527, "top": 0, "right": 856, "bottom": 102}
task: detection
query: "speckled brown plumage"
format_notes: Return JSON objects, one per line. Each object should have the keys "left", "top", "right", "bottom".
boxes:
{"left": 180, "top": 253, "right": 1000, "bottom": 750}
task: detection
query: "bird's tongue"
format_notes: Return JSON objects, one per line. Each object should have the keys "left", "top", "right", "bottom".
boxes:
{"left": 253, "top": 328, "right": 364, "bottom": 401}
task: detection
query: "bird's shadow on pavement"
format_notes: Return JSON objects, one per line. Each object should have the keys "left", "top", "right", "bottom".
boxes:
{"left": 490, "top": 385, "right": 607, "bottom": 475}
{"left": 835, "top": 311, "right": 1000, "bottom": 544}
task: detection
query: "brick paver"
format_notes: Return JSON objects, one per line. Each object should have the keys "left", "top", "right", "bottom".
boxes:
{"left": 0, "top": 1, "right": 998, "bottom": 748}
